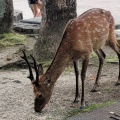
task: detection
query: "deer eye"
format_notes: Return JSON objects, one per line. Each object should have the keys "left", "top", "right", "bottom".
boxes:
{"left": 38, "top": 94, "right": 42, "bottom": 99}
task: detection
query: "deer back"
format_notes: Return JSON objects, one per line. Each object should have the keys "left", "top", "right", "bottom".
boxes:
{"left": 63, "top": 8, "right": 115, "bottom": 60}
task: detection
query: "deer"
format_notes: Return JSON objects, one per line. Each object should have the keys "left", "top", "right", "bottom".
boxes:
{"left": 22, "top": 8, "right": 120, "bottom": 112}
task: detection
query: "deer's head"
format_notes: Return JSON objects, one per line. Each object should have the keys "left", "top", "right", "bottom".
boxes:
{"left": 21, "top": 51, "right": 52, "bottom": 112}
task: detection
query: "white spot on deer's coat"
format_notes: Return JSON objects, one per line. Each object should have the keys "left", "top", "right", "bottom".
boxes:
{"left": 101, "top": 20, "right": 104, "bottom": 23}
{"left": 93, "top": 37, "right": 99, "bottom": 40}
{"left": 76, "top": 23, "right": 79, "bottom": 26}
{"left": 78, "top": 40, "right": 82, "bottom": 43}
{"left": 99, "top": 24, "right": 104, "bottom": 27}
{"left": 93, "top": 21, "right": 97, "bottom": 23}
{"left": 95, "top": 28, "right": 100, "bottom": 32}
{"left": 96, "top": 11, "right": 99, "bottom": 13}
{"left": 106, "top": 25, "right": 109, "bottom": 28}
{"left": 103, "top": 28, "right": 106, "bottom": 31}
{"left": 103, "top": 18, "right": 107, "bottom": 21}
{"left": 93, "top": 16, "right": 99, "bottom": 19}
{"left": 88, "top": 16, "right": 91, "bottom": 19}
{"left": 89, "top": 21, "right": 93, "bottom": 24}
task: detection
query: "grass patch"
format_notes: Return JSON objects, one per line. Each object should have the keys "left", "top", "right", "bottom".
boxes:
{"left": 90, "top": 52, "right": 98, "bottom": 59}
{"left": 39, "top": 52, "right": 118, "bottom": 75}
{"left": 90, "top": 52, "right": 118, "bottom": 65}
{"left": 42, "top": 60, "right": 52, "bottom": 68}
{"left": 64, "top": 100, "right": 115, "bottom": 119}
{"left": 41, "top": 60, "right": 75, "bottom": 73}
{"left": 0, "top": 33, "right": 26, "bottom": 47}
{"left": 39, "top": 60, "right": 52, "bottom": 72}
{"left": 105, "top": 55, "right": 118, "bottom": 63}
{"left": 64, "top": 66, "right": 74, "bottom": 74}
{"left": 90, "top": 52, "right": 118, "bottom": 63}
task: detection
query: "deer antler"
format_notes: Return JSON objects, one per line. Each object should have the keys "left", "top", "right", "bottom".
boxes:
{"left": 21, "top": 50, "right": 35, "bottom": 84}
{"left": 30, "top": 54, "right": 39, "bottom": 85}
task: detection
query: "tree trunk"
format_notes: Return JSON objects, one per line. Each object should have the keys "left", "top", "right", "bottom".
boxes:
{"left": 0, "top": 0, "right": 13, "bottom": 33}
{"left": 34, "top": 0, "right": 77, "bottom": 60}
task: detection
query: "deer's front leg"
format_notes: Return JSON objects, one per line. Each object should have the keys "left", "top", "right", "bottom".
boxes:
{"left": 80, "top": 58, "right": 89, "bottom": 109}
{"left": 73, "top": 60, "right": 80, "bottom": 103}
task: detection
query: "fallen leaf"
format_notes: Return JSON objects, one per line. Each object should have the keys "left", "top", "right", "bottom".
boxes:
{"left": 89, "top": 75, "right": 95, "bottom": 80}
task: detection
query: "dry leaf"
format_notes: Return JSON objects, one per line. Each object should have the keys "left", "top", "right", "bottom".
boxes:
{"left": 89, "top": 75, "right": 95, "bottom": 80}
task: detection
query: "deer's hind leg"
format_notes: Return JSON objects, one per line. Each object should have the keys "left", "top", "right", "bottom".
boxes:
{"left": 73, "top": 60, "right": 80, "bottom": 103}
{"left": 91, "top": 49, "right": 106, "bottom": 92}
{"left": 109, "top": 41, "right": 120, "bottom": 85}
{"left": 116, "top": 51, "right": 120, "bottom": 85}
{"left": 108, "top": 27, "right": 120, "bottom": 85}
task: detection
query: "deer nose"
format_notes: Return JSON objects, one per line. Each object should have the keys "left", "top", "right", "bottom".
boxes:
{"left": 34, "top": 107, "right": 41, "bottom": 113}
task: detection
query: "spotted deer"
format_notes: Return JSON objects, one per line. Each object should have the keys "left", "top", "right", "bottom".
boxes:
{"left": 22, "top": 8, "right": 120, "bottom": 112}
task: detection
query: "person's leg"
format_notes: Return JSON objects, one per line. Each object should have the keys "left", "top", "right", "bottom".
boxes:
{"left": 31, "top": 4, "right": 36, "bottom": 17}
{"left": 36, "top": 0, "right": 42, "bottom": 17}
{"left": 33, "top": 4, "right": 39, "bottom": 17}
{"left": 28, "top": 0, "right": 39, "bottom": 17}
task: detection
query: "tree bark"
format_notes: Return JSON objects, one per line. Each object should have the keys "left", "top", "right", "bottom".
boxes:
{"left": 0, "top": 0, "right": 13, "bottom": 33}
{"left": 34, "top": 0, "right": 77, "bottom": 60}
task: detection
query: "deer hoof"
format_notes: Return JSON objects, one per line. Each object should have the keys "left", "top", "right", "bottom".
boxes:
{"left": 80, "top": 105, "right": 85, "bottom": 109}
{"left": 74, "top": 97, "right": 79, "bottom": 103}
{"left": 74, "top": 99, "right": 79, "bottom": 103}
{"left": 91, "top": 85, "right": 99, "bottom": 92}
{"left": 80, "top": 101, "right": 88, "bottom": 109}
{"left": 115, "top": 81, "right": 120, "bottom": 86}
{"left": 91, "top": 88, "right": 99, "bottom": 92}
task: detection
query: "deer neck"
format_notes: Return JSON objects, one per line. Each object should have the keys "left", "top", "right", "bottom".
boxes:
{"left": 44, "top": 45, "right": 71, "bottom": 86}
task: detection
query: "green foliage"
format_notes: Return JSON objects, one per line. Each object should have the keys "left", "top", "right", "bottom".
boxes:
{"left": 43, "top": 60, "right": 52, "bottom": 69}
{"left": 80, "top": 101, "right": 114, "bottom": 113}
{"left": 105, "top": 55, "right": 118, "bottom": 63}
{"left": 64, "top": 100, "right": 115, "bottom": 119}
{"left": 90, "top": 52, "right": 118, "bottom": 64}
{"left": 64, "top": 66, "right": 74, "bottom": 73}
{"left": 0, "top": 33, "right": 26, "bottom": 47}
{"left": 90, "top": 52, "right": 98, "bottom": 59}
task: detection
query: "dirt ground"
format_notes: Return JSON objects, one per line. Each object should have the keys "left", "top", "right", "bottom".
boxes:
{"left": 0, "top": 37, "right": 120, "bottom": 120}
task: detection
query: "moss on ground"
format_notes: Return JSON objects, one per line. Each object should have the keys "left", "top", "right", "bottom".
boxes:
{"left": 0, "top": 33, "right": 26, "bottom": 47}
{"left": 64, "top": 100, "right": 115, "bottom": 119}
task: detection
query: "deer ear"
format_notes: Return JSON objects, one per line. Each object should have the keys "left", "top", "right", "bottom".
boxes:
{"left": 38, "top": 64, "right": 44, "bottom": 76}
{"left": 44, "top": 74, "right": 51, "bottom": 87}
